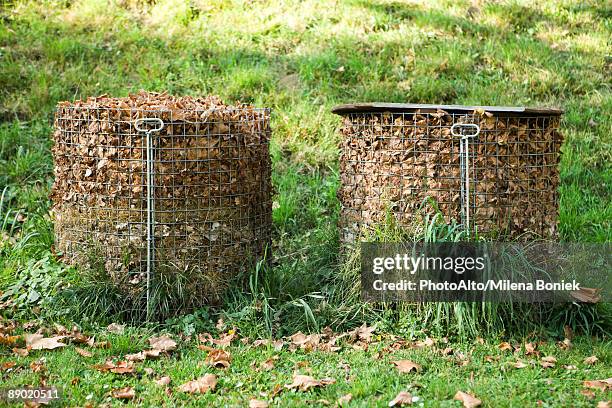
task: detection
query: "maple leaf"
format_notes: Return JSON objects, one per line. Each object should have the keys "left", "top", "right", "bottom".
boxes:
{"left": 111, "top": 387, "right": 135, "bottom": 399}
{"left": 454, "top": 391, "right": 481, "bottom": 408}
{"left": 284, "top": 374, "right": 336, "bottom": 392}
{"left": 392, "top": 360, "right": 422, "bottom": 373}
{"left": 149, "top": 335, "right": 177, "bottom": 352}
{"left": 24, "top": 334, "right": 67, "bottom": 350}
{"left": 524, "top": 342, "right": 538, "bottom": 356}
{"left": 178, "top": 374, "right": 217, "bottom": 394}
{"left": 389, "top": 391, "right": 413, "bottom": 406}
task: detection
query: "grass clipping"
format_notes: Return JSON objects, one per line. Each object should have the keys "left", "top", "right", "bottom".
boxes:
{"left": 51, "top": 91, "right": 272, "bottom": 311}
{"left": 338, "top": 109, "right": 563, "bottom": 240}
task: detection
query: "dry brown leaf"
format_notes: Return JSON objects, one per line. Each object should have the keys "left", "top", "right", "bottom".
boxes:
{"left": 597, "top": 401, "right": 611, "bottom": 408}
{"left": 260, "top": 357, "right": 276, "bottom": 371}
{"left": 1, "top": 361, "right": 16, "bottom": 371}
{"left": 540, "top": 356, "right": 557, "bottom": 368}
{"left": 413, "top": 337, "right": 434, "bottom": 348}
{"left": 149, "top": 335, "right": 177, "bottom": 352}
{"left": 93, "top": 360, "right": 134, "bottom": 374}
{"left": 389, "top": 391, "right": 413, "bottom": 406}
{"left": 583, "top": 379, "right": 612, "bottom": 392}
{"left": 338, "top": 393, "right": 352, "bottom": 405}
{"left": 155, "top": 376, "right": 171, "bottom": 386}
{"left": 349, "top": 324, "right": 376, "bottom": 343}
{"left": 0, "top": 334, "right": 20, "bottom": 346}
{"left": 581, "top": 389, "right": 596, "bottom": 399}
{"left": 284, "top": 374, "right": 336, "bottom": 392}
{"left": 111, "top": 387, "right": 135, "bottom": 400}
{"left": 563, "top": 365, "right": 577, "bottom": 370}
{"left": 454, "top": 391, "right": 481, "bottom": 408}
{"left": 584, "top": 355, "right": 599, "bottom": 365}
{"left": 513, "top": 360, "right": 528, "bottom": 369}
{"left": 205, "top": 349, "right": 231, "bottom": 369}
{"left": 12, "top": 347, "right": 30, "bottom": 357}
{"left": 249, "top": 399, "right": 269, "bottom": 408}
{"left": 392, "top": 360, "right": 421, "bottom": 373}
{"left": 178, "top": 374, "right": 217, "bottom": 394}
{"left": 125, "top": 349, "right": 161, "bottom": 362}
{"left": 498, "top": 342, "right": 512, "bottom": 352}
{"left": 558, "top": 338, "right": 572, "bottom": 350}
{"left": 570, "top": 287, "right": 601, "bottom": 303}
{"left": 524, "top": 342, "right": 538, "bottom": 356}
{"left": 75, "top": 347, "right": 92, "bottom": 358}
{"left": 106, "top": 323, "right": 125, "bottom": 334}
{"left": 30, "top": 360, "right": 45, "bottom": 373}
{"left": 24, "top": 334, "right": 67, "bottom": 350}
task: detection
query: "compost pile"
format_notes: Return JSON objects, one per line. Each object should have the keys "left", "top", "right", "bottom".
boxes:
{"left": 52, "top": 91, "right": 271, "bottom": 307}
{"left": 338, "top": 109, "right": 562, "bottom": 240}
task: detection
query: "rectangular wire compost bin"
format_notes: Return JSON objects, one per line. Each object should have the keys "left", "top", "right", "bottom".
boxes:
{"left": 51, "top": 93, "right": 272, "bottom": 319}
{"left": 332, "top": 103, "right": 563, "bottom": 241}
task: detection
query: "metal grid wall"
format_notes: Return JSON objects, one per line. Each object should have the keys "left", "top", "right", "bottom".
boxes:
{"left": 52, "top": 106, "right": 272, "bottom": 316}
{"left": 338, "top": 110, "right": 562, "bottom": 241}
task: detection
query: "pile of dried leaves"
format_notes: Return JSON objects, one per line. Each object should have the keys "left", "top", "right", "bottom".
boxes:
{"left": 337, "top": 109, "right": 563, "bottom": 240}
{"left": 51, "top": 91, "right": 272, "bottom": 308}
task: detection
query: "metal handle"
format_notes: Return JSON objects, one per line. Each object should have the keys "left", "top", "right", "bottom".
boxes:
{"left": 135, "top": 118, "right": 164, "bottom": 133}
{"left": 451, "top": 123, "right": 480, "bottom": 237}
{"left": 134, "top": 118, "right": 164, "bottom": 320}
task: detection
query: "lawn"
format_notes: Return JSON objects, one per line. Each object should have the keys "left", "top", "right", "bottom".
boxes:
{"left": 0, "top": 0, "right": 610, "bottom": 406}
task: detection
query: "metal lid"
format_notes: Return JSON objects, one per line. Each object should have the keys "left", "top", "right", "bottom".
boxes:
{"left": 331, "top": 102, "right": 563, "bottom": 116}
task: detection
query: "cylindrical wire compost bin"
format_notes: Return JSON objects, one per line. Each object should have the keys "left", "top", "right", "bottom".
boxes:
{"left": 52, "top": 92, "right": 272, "bottom": 317}
{"left": 333, "top": 103, "right": 563, "bottom": 241}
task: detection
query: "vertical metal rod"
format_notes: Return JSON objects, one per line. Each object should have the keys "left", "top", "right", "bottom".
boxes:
{"left": 134, "top": 118, "right": 164, "bottom": 320}
{"left": 451, "top": 122, "right": 480, "bottom": 237}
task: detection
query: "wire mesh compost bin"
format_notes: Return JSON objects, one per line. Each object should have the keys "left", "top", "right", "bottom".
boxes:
{"left": 52, "top": 92, "right": 272, "bottom": 318}
{"left": 333, "top": 103, "right": 563, "bottom": 241}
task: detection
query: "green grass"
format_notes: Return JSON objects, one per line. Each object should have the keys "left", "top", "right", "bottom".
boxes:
{"left": 0, "top": 0, "right": 611, "bottom": 406}
{"left": 0, "top": 328, "right": 610, "bottom": 407}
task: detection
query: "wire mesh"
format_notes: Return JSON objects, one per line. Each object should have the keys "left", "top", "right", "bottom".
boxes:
{"left": 52, "top": 105, "right": 272, "bottom": 318}
{"left": 338, "top": 110, "right": 563, "bottom": 241}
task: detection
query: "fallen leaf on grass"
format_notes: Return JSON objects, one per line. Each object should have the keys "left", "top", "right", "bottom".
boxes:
{"left": 558, "top": 338, "right": 572, "bottom": 350}
{"left": 540, "top": 356, "right": 557, "bottom": 368}
{"left": 392, "top": 360, "right": 421, "bottom": 373}
{"left": 149, "top": 335, "right": 177, "bottom": 352}
{"left": 524, "top": 342, "right": 539, "bottom": 356}
{"left": 249, "top": 399, "right": 269, "bottom": 408}
{"left": 25, "top": 334, "right": 66, "bottom": 350}
{"left": 30, "top": 360, "right": 45, "bottom": 373}
{"left": 106, "top": 323, "right": 125, "bottom": 334}
{"left": 563, "top": 365, "right": 577, "bottom": 370}
{"left": 13, "top": 347, "right": 30, "bottom": 357}
{"left": 389, "top": 391, "right": 413, "bottom": 406}
{"left": 93, "top": 360, "right": 135, "bottom": 374}
{"left": 205, "top": 349, "right": 231, "bottom": 369}
{"left": 597, "top": 401, "right": 611, "bottom": 408}
{"left": 1, "top": 361, "right": 16, "bottom": 371}
{"left": 583, "top": 379, "right": 612, "bottom": 392}
{"left": 498, "top": 342, "right": 513, "bottom": 352}
{"left": 513, "top": 360, "right": 528, "bottom": 369}
{"left": 349, "top": 323, "right": 376, "bottom": 343}
{"left": 584, "top": 355, "right": 599, "bottom": 365}
{"left": 285, "top": 374, "right": 336, "bottom": 392}
{"left": 0, "top": 334, "right": 20, "bottom": 346}
{"left": 338, "top": 393, "right": 352, "bottom": 405}
{"left": 413, "top": 337, "right": 434, "bottom": 348}
{"left": 155, "top": 376, "right": 171, "bottom": 386}
{"left": 178, "top": 374, "right": 217, "bottom": 394}
{"left": 111, "top": 387, "right": 135, "bottom": 400}
{"left": 581, "top": 389, "right": 596, "bottom": 399}
{"left": 454, "top": 391, "right": 481, "bottom": 408}
{"left": 125, "top": 349, "right": 161, "bottom": 362}
{"left": 75, "top": 347, "right": 93, "bottom": 358}
{"left": 259, "top": 357, "right": 277, "bottom": 371}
